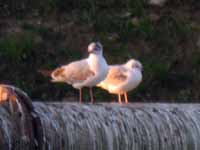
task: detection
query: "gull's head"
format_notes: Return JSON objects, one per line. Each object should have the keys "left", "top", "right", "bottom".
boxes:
{"left": 88, "top": 42, "right": 103, "bottom": 55}
{"left": 126, "top": 59, "right": 143, "bottom": 71}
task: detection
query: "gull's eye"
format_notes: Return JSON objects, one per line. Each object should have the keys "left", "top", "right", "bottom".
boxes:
{"left": 135, "top": 63, "right": 143, "bottom": 71}
{"left": 95, "top": 45, "right": 101, "bottom": 51}
{"left": 95, "top": 43, "right": 102, "bottom": 51}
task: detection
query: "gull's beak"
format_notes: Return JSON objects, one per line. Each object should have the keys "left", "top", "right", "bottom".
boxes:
{"left": 135, "top": 63, "right": 143, "bottom": 72}
{"left": 88, "top": 42, "right": 102, "bottom": 53}
{"left": 88, "top": 43, "right": 96, "bottom": 53}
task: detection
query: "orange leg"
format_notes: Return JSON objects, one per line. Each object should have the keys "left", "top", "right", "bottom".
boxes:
{"left": 118, "top": 94, "right": 122, "bottom": 104}
{"left": 124, "top": 92, "right": 128, "bottom": 104}
{"left": 79, "top": 88, "right": 82, "bottom": 103}
{"left": 89, "top": 87, "right": 94, "bottom": 103}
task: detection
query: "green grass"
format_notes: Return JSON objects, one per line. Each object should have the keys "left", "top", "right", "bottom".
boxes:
{"left": 142, "top": 58, "right": 171, "bottom": 83}
{"left": 104, "top": 44, "right": 132, "bottom": 64}
{"left": 0, "top": 31, "right": 39, "bottom": 61}
{"left": 22, "top": 23, "right": 50, "bottom": 37}
{"left": 192, "top": 54, "right": 200, "bottom": 67}
{"left": 0, "top": 0, "right": 199, "bottom": 101}
{"left": 58, "top": 48, "right": 82, "bottom": 61}
{"left": 177, "top": 89, "right": 192, "bottom": 101}
{"left": 152, "top": 16, "right": 193, "bottom": 47}
{"left": 127, "top": 0, "right": 147, "bottom": 17}
{"left": 151, "top": 63, "right": 171, "bottom": 81}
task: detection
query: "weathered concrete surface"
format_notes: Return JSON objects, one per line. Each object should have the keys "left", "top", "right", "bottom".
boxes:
{"left": 34, "top": 103, "right": 200, "bottom": 150}
{"left": 1, "top": 85, "right": 200, "bottom": 150}
{"left": 0, "top": 84, "right": 42, "bottom": 150}
{"left": 1, "top": 102, "right": 200, "bottom": 150}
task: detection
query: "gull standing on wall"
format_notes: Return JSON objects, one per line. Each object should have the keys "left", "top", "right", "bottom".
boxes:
{"left": 51, "top": 42, "right": 108, "bottom": 103}
{"left": 97, "top": 59, "right": 142, "bottom": 103}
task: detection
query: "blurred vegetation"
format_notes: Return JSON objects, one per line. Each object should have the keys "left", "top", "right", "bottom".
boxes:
{"left": 0, "top": 0, "right": 200, "bottom": 102}
{"left": 0, "top": 31, "right": 40, "bottom": 61}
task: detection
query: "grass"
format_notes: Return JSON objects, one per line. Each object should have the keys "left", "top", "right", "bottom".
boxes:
{"left": 127, "top": 0, "right": 147, "bottom": 17}
{"left": 177, "top": 89, "right": 192, "bottom": 101}
{"left": 0, "top": 31, "right": 39, "bottom": 61}
{"left": 0, "top": 0, "right": 199, "bottom": 101}
{"left": 22, "top": 23, "right": 50, "bottom": 37}
{"left": 192, "top": 54, "right": 200, "bottom": 68}
{"left": 152, "top": 16, "right": 193, "bottom": 46}
{"left": 151, "top": 62, "right": 171, "bottom": 81}
{"left": 129, "top": 17, "right": 155, "bottom": 41}
{"left": 104, "top": 44, "right": 132, "bottom": 64}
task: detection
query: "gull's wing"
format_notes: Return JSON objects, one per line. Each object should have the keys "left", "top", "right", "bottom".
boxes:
{"left": 98, "top": 65, "right": 128, "bottom": 87}
{"left": 51, "top": 59, "right": 95, "bottom": 84}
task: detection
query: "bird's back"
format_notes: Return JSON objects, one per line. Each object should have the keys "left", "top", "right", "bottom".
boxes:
{"left": 51, "top": 59, "right": 94, "bottom": 84}
{"left": 97, "top": 65, "right": 127, "bottom": 91}
{"left": 98, "top": 64, "right": 142, "bottom": 94}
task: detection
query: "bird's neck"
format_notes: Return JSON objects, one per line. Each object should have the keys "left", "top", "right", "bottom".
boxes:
{"left": 132, "top": 68, "right": 142, "bottom": 76}
{"left": 88, "top": 53, "right": 102, "bottom": 61}
{"left": 88, "top": 53, "right": 106, "bottom": 72}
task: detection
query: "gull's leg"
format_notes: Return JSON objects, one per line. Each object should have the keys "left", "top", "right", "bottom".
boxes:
{"left": 118, "top": 94, "right": 122, "bottom": 104}
{"left": 89, "top": 87, "right": 94, "bottom": 103}
{"left": 124, "top": 92, "right": 128, "bottom": 104}
{"left": 79, "top": 88, "right": 82, "bottom": 103}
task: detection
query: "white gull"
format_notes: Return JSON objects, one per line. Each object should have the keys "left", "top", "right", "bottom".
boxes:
{"left": 97, "top": 59, "right": 142, "bottom": 103}
{"left": 51, "top": 42, "right": 108, "bottom": 103}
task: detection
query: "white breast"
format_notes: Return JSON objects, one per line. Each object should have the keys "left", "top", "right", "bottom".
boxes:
{"left": 86, "top": 54, "right": 108, "bottom": 86}
{"left": 106, "top": 68, "right": 142, "bottom": 94}
{"left": 124, "top": 69, "right": 142, "bottom": 91}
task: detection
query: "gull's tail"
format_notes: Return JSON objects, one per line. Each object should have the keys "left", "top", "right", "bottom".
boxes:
{"left": 38, "top": 69, "right": 53, "bottom": 77}
{"left": 39, "top": 67, "right": 66, "bottom": 83}
{"left": 96, "top": 81, "right": 108, "bottom": 90}
{"left": 51, "top": 67, "right": 66, "bottom": 82}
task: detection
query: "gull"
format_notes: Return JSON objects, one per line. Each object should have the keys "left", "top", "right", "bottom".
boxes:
{"left": 51, "top": 42, "right": 108, "bottom": 103}
{"left": 97, "top": 59, "right": 143, "bottom": 103}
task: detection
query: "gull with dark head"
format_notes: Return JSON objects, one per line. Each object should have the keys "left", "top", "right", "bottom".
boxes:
{"left": 97, "top": 59, "right": 143, "bottom": 103}
{"left": 51, "top": 42, "right": 108, "bottom": 103}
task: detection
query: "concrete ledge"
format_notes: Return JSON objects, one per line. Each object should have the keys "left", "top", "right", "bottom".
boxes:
{"left": 0, "top": 84, "right": 200, "bottom": 150}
